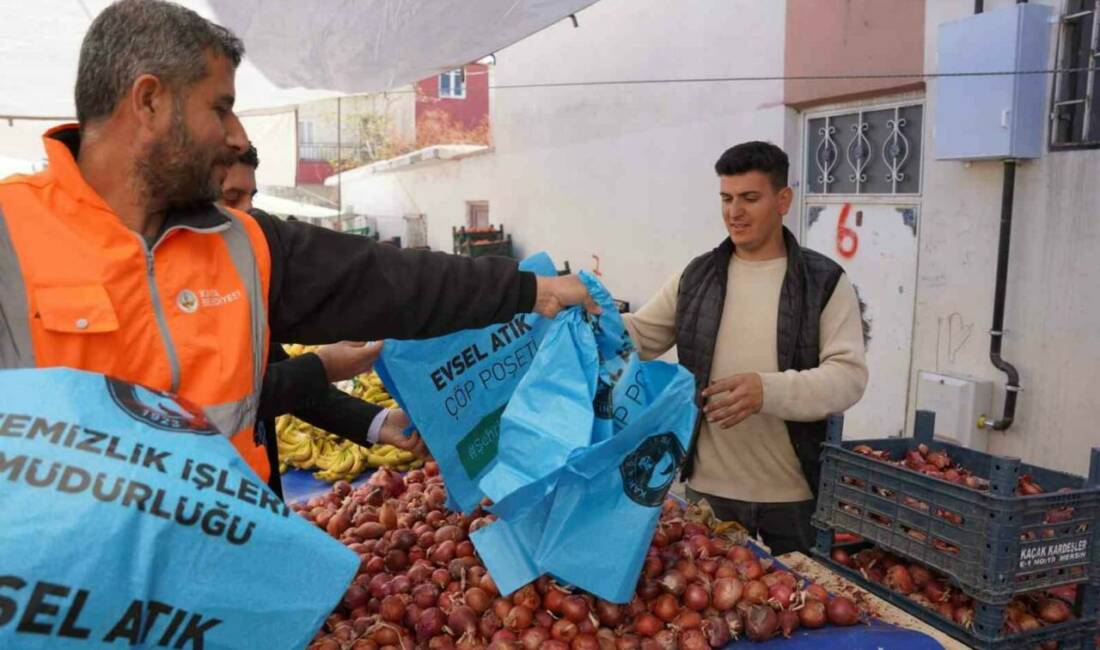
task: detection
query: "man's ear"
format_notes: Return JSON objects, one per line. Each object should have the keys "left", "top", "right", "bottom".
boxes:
{"left": 777, "top": 186, "right": 794, "bottom": 216}
{"left": 129, "top": 74, "right": 170, "bottom": 131}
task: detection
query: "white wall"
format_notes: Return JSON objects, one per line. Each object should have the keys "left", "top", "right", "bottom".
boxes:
{"left": 339, "top": 152, "right": 497, "bottom": 251}
{"left": 913, "top": 0, "right": 1100, "bottom": 475}
{"left": 484, "top": 0, "right": 789, "bottom": 309}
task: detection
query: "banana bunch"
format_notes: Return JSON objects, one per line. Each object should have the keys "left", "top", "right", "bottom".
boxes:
{"left": 275, "top": 416, "right": 422, "bottom": 480}
{"left": 348, "top": 371, "right": 398, "bottom": 409}
{"left": 275, "top": 345, "right": 414, "bottom": 480}
{"left": 282, "top": 343, "right": 319, "bottom": 358}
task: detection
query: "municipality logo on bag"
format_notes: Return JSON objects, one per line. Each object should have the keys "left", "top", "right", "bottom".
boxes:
{"left": 619, "top": 432, "right": 685, "bottom": 507}
{"left": 106, "top": 377, "right": 218, "bottom": 435}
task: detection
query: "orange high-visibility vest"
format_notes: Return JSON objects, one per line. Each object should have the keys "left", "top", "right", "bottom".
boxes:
{"left": 0, "top": 124, "right": 272, "bottom": 481}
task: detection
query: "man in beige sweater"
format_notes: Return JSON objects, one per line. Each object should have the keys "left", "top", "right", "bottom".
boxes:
{"left": 624, "top": 141, "right": 867, "bottom": 555}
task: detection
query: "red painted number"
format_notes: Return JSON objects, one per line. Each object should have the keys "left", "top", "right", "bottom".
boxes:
{"left": 836, "top": 203, "right": 858, "bottom": 258}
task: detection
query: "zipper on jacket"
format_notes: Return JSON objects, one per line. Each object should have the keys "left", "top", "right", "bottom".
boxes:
{"left": 137, "top": 237, "right": 183, "bottom": 393}
{"left": 137, "top": 221, "right": 231, "bottom": 393}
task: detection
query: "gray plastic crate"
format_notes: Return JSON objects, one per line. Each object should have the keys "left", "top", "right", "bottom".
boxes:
{"left": 813, "top": 410, "right": 1100, "bottom": 604}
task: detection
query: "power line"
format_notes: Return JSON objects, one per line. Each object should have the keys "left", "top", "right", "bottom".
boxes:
{"left": 484, "top": 67, "right": 1092, "bottom": 91}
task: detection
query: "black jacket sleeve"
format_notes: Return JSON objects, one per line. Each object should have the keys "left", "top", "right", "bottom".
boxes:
{"left": 291, "top": 389, "right": 384, "bottom": 447}
{"left": 249, "top": 210, "right": 538, "bottom": 343}
{"left": 259, "top": 344, "right": 384, "bottom": 446}
{"left": 257, "top": 345, "right": 330, "bottom": 421}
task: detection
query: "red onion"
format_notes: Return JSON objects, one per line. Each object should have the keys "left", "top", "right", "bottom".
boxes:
{"left": 652, "top": 594, "right": 680, "bottom": 622}
{"left": 561, "top": 595, "right": 590, "bottom": 623}
{"left": 711, "top": 578, "right": 743, "bottom": 611}
{"left": 412, "top": 584, "right": 439, "bottom": 609}
{"left": 684, "top": 584, "right": 710, "bottom": 611}
{"left": 799, "top": 600, "right": 827, "bottom": 628}
{"left": 723, "top": 609, "right": 744, "bottom": 640}
{"left": 779, "top": 609, "right": 801, "bottom": 638}
{"left": 658, "top": 570, "right": 686, "bottom": 596}
{"left": 416, "top": 607, "right": 446, "bottom": 642}
{"left": 447, "top": 605, "right": 478, "bottom": 637}
{"left": 520, "top": 627, "right": 549, "bottom": 650}
{"left": 804, "top": 583, "right": 829, "bottom": 602}
{"left": 740, "top": 561, "right": 765, "bottom": 581}
{"left": 679, "top": 629, "right": 707, "bottom": 650}
{"left": 742, "top": 580, "right": 768, "bottom": 604}
{"left": 511, "top": 584, "right": 541, "bottom": 610}
{"left": 504, "top": 604, "right": 533, "bottom": 631}
{"left": 885, "top": 565, "right": 915, "bottom": 594}
{"left": 703, "top": 615, "right": 730, "bottom": 647}
{"left": 827, "top": 597, "right": 860, "bottom": 626}
{"left": 380, "top": 595, "right": 406, "bottom": 623}
{"left": 673, "top": 610, "right": 702, "bottom": 630}
{"left": 552, "top": 618, "right": 579, "bottom": 642}
{"left": 571, "top": 633, "right": 600, "bottom": 650}
{"left": 652, "top": 629, "right": 678, "bottom": 650}
{"left": 633, "top": 614, "right": 662, "bottom": 637}
{"left": 745, "top": 604, "right": 778, "bottom": 641}
{"left": 595, "top": 600, "right": 624, "bottom": 627}
{"left": 465, "top": 587, "right": 491, "bottom": 615}
{"left": 1036, "top": 598, "right": 1071, "bottom": 624}
{"left": 479, "top": 610, "right": 503, "bottom": 638}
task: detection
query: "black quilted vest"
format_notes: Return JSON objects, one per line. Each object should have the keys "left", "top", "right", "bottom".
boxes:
{"left": 675, "top": 227, "right": 843, "bottom": 498}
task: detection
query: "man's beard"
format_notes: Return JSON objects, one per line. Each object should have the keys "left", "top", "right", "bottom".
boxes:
{"left": 136, "top": 103, "right": 235, "bottom": 211}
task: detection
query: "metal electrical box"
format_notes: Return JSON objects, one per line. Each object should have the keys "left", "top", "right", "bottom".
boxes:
{"left": 915, "top": 371, "right": 993, "bottom": 451}
{"left": 934, "top": 3, "right": 1052, "bottom": 160}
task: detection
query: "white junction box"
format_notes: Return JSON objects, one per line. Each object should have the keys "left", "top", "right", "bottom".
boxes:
{"left": 915, "top": 371, "right": 994, "bottom": 451}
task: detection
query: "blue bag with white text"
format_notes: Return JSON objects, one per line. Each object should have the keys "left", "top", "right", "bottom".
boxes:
{"left": 471, "top": 272, "right": 696, "bottom": 602}
{"left": 0, "top": 368, "right": 358, "bottom": 650}
{"left": 375, "top": 253, "right": 558, "bottom": 512}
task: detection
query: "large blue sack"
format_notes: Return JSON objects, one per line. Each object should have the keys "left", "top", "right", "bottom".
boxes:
{"left": 375, "top": 253, "right": 558, "bottom": 512}
{"left": 471, "top": 272, "right": 697, "bottom": 602}
{"left": 0, "top": 368, "right": 357, "bottom": 650}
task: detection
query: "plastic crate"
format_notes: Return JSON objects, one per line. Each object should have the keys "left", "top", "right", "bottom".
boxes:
{"left": 462, "top": 237, "right": 514, "bottom": 259}
{"left": 453, "top": 225, "right": 505, "bottom": 253}
{"left": 812, "top": 547, "right": 1099, "bottom": 649}
{"left": 812, "top": 411, "right": 1100, "bottom": 604}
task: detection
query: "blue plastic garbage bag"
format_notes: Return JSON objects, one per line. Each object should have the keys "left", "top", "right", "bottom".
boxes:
{"left": 375, "top": 253, "right": 558, "bottom": 513}
{"left": 478, "top": 271, "right": 645, "bottom": 503}
{"left": 0, "top": 368, "right": 358, "bottom": 650}
{"left": 534, "top": 361, "right": 696, "bottom": 603}
{"left": 472, "top": 272, "right": 697, "bottom": 602}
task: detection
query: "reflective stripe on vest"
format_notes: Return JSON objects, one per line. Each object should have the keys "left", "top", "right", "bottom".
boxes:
{"left": 0, "top": 208, "right": 34, "bottom": 368}
{"left": 209, "top": 208, "right": 269, "bottom": 464}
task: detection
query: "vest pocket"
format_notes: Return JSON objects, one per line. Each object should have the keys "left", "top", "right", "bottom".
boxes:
{"left": 34, "top": 285, "right": 120, "bottom": 333}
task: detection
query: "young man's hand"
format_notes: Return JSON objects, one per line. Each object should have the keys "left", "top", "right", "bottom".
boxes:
{"left": 314, "top": 341, "right": 382, "bottom": 383}
{"left": 534, "top": 275, "right": 601, "bottom": 318}
{"left": 376, "top": 408, "right": 430, "bottom": 459}
{"left": 702, "top": 373, "right": 763, "bottom": 429}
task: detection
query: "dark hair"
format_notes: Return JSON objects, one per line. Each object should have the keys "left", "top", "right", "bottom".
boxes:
{"left": 239, "top": 143, "right": 259, "bottom": 169}
{"left": 75, "top": 0, "right": 245, "bottom": 126}
{"left": 714, "top": 141, "right": 789, "bottom": 190}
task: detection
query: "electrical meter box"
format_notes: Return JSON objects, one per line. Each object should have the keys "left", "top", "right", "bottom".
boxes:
{"left": 915, "top": 371, "right": 994, "bottom": 451}
{"left": 935, "top": 2, "right": 1052, "bottom": 160}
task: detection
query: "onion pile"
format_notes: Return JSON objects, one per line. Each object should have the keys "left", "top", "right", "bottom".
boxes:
{"left": 298, "top": 465, "right": 865, "bottom": 649}
{"left": 835, "top": 544, "right": 1080, "bottom": 637}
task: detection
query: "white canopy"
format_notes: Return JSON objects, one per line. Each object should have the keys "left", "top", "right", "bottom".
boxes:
{"left": 0, "top": 0, "right": 598, "bottom": 119}
{"left": 252, "top": 192, "right": 339, "bottom": 219}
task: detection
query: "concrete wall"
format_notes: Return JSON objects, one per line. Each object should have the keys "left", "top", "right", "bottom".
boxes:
{"left": 784, "top": 0, "right": 925, "bottom": 108}
{"left": 912, "top": 0, "right": 1100, "bottom": 475}
{"left": 486, "top": 0, "right": 789, "bottom": 310}
{"left": 338, "top": 151, "right": 497, "bottom": 252}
